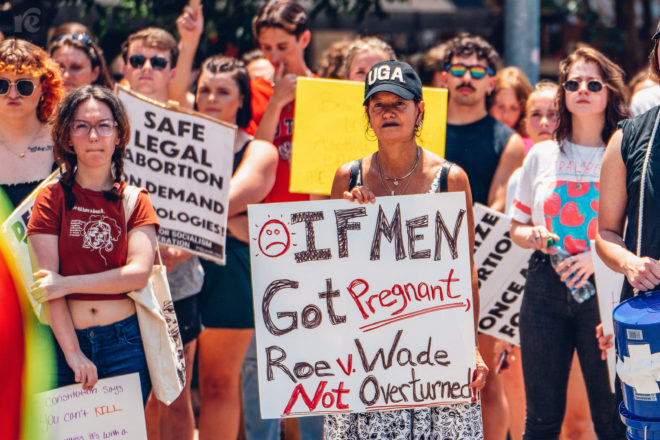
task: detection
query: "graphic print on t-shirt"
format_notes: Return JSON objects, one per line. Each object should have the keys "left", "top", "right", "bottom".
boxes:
{"left": 69, "top": 214, "right": 122, "bottom": 265}
{"left": 543, "top": 180, "right": 599, "bottom": 254}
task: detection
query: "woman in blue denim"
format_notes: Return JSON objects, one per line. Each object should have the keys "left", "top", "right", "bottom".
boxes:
{"left": 27, "top": 86, "right": 159, "bottom": 405}
{"left": 509, "top": 47, "right": 628, "bottom": 439}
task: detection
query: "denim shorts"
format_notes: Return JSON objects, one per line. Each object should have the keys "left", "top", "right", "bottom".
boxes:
{"left": 54, "top": 314, "right": 151, "bottom": 406}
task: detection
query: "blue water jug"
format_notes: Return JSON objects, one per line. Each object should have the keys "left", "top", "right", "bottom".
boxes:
{"left": 614, "top": 291, "right": 660, "bottom": 439}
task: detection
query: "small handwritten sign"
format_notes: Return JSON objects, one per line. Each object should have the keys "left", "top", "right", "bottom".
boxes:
{"left": 473, "top": 204, "right": 533, "bottom": 345}
{"left": 35, "top": 373, "right": 147, "bottom": 440}
{"left": 248, "top": 193, "right": 476, "bottom": 418}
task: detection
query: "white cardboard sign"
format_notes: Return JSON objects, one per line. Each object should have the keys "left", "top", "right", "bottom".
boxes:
{"left": 248, "top": 193, "right": 477, "bottom": 418}
{"left": 473, "top": 203, "right": 533, "bottom": 345}
{"left": 591, "top": 240, "right": 624, "bottom": 393}
{"left": 35, "top": 373, "right": 147, "bottom": 440}
{"left": 117, "top": 85, "right": 236, "bottom": 265}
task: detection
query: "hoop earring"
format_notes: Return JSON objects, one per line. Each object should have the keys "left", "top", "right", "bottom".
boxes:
{"left": 415, "top": 119, "right": 423, "bottom": 137}
{"left": 365, "top": 120, "right": 377, "bottom": 142}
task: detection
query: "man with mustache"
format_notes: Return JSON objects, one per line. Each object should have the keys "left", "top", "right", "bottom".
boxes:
{"left": 440, "top": 33, "right": 525, "bottom": 440}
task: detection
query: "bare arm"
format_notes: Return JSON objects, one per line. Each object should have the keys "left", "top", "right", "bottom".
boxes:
{"left": 596, "top": 129, "right": 660, "bottom": 291}
{"left": 254, "top": 66, "right": 296, "bottom": 142}
{"left": 31, "top": 225, "right": 157, "bottom": 302}
{"left": 29, "top": 234, "right": 98, "bottom": 389}
{"left": 488, "top": 133, "right": 525, "bottom": 212}
{"left": 168, "top": 5, "right": 203, "bottom": 109}
{"left": 227, "top": 139, "right": 279, "bottom": 217}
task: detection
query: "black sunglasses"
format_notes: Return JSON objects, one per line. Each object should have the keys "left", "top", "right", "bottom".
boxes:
{"left": 53, "top": 33, "right": 93, "bottom": 46}
{"left": 0, "top": 78, "right": 35, "bottom": 96}
{"left": 128, "top": 54, "right": 169, "bottom": 71}
{"left": 563, "top": 79, "right": 604, "bottom": 93}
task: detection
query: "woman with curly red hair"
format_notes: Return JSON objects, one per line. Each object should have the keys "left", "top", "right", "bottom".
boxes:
{"left": 0, "top": 38, "right": 63, "bottom": 208}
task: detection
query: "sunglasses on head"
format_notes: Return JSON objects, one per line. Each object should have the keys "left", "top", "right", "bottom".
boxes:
{"left": 128, "top": 54, "right": 169, "bottom": 71}
{"left": 0, "top": 78, "right": 35, "bottom": 96}
{"left": 563, "top": 79, "right": 604, "bottom": 93}
{"left": 53, "top": 33, "right": 93, "bottom": 46}
{"left": 445, "top": 63, "right": 494, "bottom": 79}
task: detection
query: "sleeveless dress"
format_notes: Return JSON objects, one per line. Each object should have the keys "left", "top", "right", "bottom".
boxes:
{"left": 324, "top": 159, "right": 484, "bottom": 440}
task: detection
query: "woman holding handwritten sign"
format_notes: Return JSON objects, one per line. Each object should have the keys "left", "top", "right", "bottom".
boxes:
{"left": 509, "top": 47, "right": 627, "bottom": 439}
{"left": 326, "top": 60, "right": 488, "bottom": 439}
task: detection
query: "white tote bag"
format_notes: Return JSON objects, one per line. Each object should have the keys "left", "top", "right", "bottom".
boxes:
{"left": 123, "top": 185, "right": 186, "bottom": 405}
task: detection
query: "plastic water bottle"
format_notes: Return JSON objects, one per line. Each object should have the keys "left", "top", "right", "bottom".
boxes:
{"left": 547, "top": 238, "right": 596, "bottom": 303}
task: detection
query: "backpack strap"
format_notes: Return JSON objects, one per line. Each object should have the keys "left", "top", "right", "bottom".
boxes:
{"left": 348, "top": 159, "right": 363, "bottom": 190}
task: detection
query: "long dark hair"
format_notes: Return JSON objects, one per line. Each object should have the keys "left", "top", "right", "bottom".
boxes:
{"left": 52, "top": 85, "right": 130, "bottom": 210}
{"left": 555, "top": 46, "right": 630, "bottom": 145}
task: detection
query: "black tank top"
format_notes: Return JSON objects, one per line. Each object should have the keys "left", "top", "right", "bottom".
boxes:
{"left": 619, "top": 106, "right": 660, "bottom": 300}
{"left": 445, "top": 115, "right": 513, "bottom": 205}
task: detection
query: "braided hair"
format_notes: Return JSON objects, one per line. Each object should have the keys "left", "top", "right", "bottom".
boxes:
{"left": 51, "top": 85, "right": 130, "bottom": 209}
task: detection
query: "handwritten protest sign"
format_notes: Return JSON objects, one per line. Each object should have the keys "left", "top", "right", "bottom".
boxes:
{"left": 591, "top": 240, "right": 624, "bottom": 392}
{"left": 117, "top": 85, "right": 236, "bottom": 265}
{"left": 290, "top": 78, "right": 448, "bottom": 195}
{"left": 473, "top": 204, "right": 533, "bottom": 346}
{"left": 248, "top": 193, "right": 476, "bottom": 418}
{"left": 0, "top": 170, "right": 59, "bottom": 323}
{"left": 36, "top": 373, "right": 147, "bottom": 440}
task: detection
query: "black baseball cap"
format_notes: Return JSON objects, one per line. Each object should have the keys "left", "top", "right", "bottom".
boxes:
{"left": 363, "top": 60, "right": 423, "bottom": 105}
{"left": 653, "top": 20, "right": 660, "bottom": 40}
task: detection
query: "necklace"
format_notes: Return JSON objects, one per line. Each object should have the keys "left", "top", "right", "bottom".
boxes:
{"left": 378, "top": 146, "right": 421, "bottom": 186}
{"left": 376, "top": 146, "right": 421, "bottom": 195}
{"left": 565, "top": 140, "right": 604, "bottom": 183}
{"left": 0, "top": 130, "right": 47, "bottom": 159}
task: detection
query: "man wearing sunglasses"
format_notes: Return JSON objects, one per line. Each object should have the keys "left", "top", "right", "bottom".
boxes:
{"left": 440, "top": 33, "right": 525, "bottom": 440}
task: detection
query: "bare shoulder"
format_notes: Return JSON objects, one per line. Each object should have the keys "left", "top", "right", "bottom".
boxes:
{"left": 330, "top": 160, "right": 357, "bottom": 199}
{"left": 446, "top": 163, "right": 470, "bottom": 192}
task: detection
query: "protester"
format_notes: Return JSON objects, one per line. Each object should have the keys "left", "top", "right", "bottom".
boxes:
{"left": 510, "top": 46, "right": 628, "bottom": 439}
{"left": 317, "top": 39, "right": 351, "bottom": 79}
{"left": 27, "top": 85, "right": 159, "bottom": 405}
{"left": 505, "top": 80, "right": 597, "bottom": 440}
{"left": 242, "top": 48, "right": 274, "bottom": 80}
{"left": 342, "top": 37, "right": 395, "bottom": 81}
{"left": 120, "top": 24, "right": 203, "bottom": 440}
{"left": 597, "top": 23, "right": 660, "bottom": 310}
{"left": 440, "top": 33, "right": 524, "bottom": 440}
{"left": 489, "top": 66, "right": 532, "bottom": 151}
{"left": 0, "top": 38, "right": 62, "bottom": 208}
{"left": 324, "top": 59, "right": 488, "bottom": 438}
{"left": 194, "top": 55, "right": 277, "bottom": 440}
{"left": 48, "top": 33, "right": 113, "bottom": 92}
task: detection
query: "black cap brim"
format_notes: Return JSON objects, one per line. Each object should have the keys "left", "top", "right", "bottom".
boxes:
{"left": 363, "top": 84, "right": 416, "bottom": 105}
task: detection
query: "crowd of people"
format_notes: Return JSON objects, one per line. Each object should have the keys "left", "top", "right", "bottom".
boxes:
{"left": 3, "top": 0, "right": 660, "bottom": 439}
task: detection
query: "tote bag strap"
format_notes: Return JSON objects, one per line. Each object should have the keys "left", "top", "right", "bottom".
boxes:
{"left": 122, "top": 185, "right": 163, "bottom": 265}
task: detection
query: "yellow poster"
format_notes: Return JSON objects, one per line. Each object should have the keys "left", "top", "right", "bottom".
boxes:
{"left": 290, "top": 77, "right": 447, "bottom": 195}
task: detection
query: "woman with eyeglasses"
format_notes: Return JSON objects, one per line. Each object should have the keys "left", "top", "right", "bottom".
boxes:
{"left": 48, "top": 32, "right": 113, "bottom": 93}
{"left": 193, "top": 55, "right": 277, "bottom": 439}
{"left": 27, "top": 85, "right": 159, "bottom": 406}
{"left": 0, "top": 38, "right": 63, "bottom": 209}
{"left": 509, "top": 46, "right": 628, "bottom": 439}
